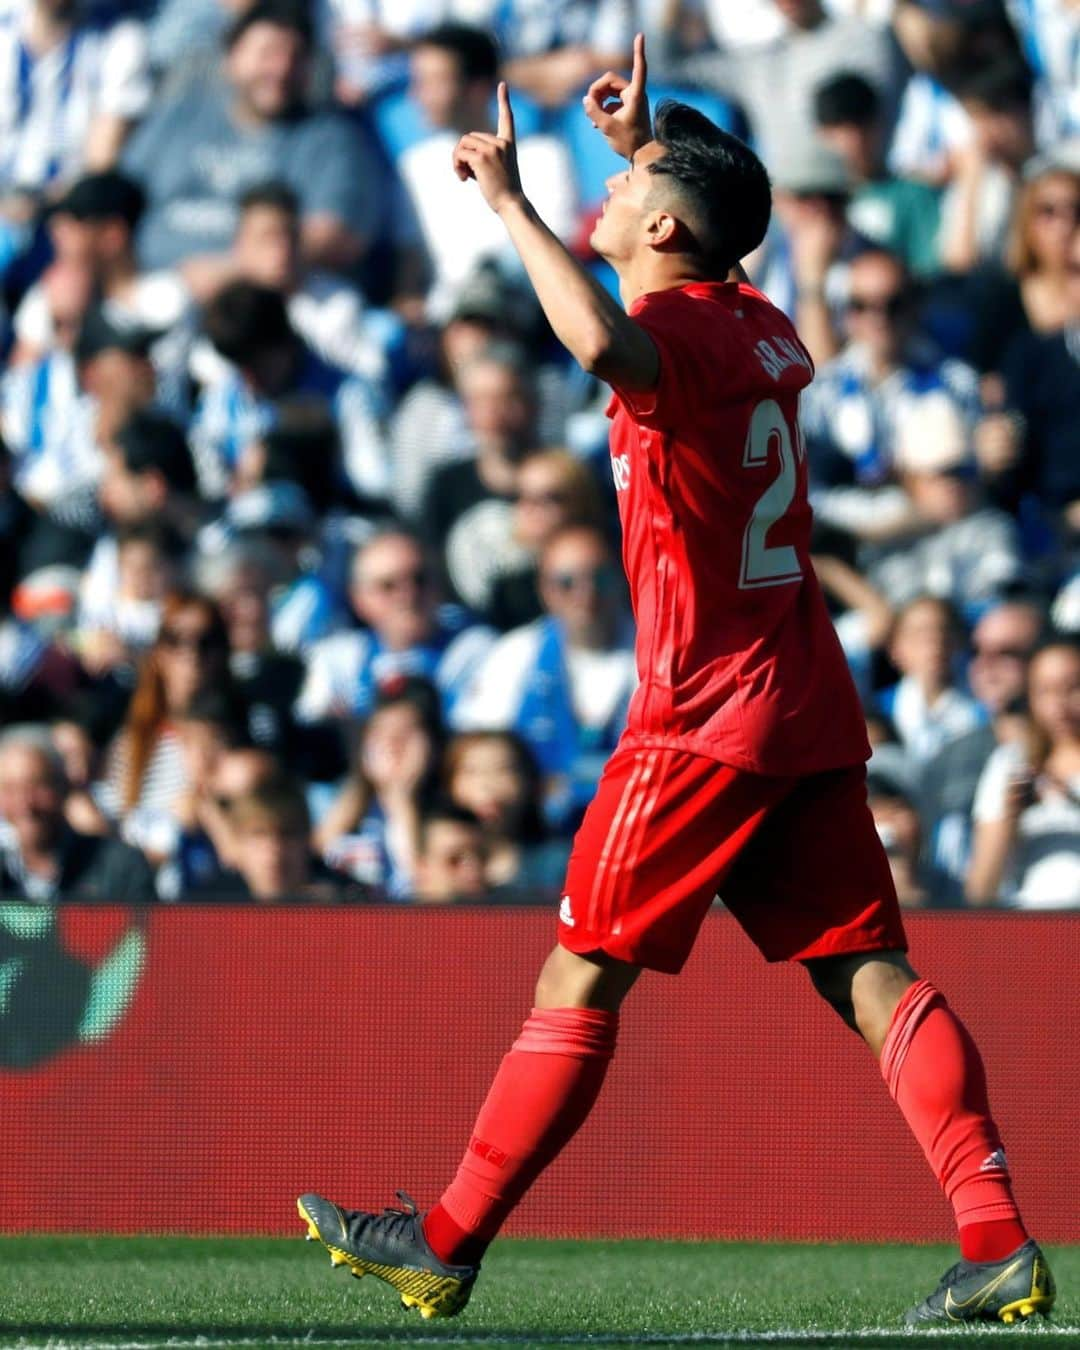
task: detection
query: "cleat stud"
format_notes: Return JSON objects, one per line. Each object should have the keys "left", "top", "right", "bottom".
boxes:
{"left": 349, "top": 1267, "right": 365, "bottom": 1280}
{"left": 1002, "top": 1312, "right": 1014, "bottom": 1324}
{"left": 330, "top": 1253, "right": 346, "bottom": 1267}
{"left": 401, "top": 1294, "right": 418, "bottom": 1309}
{"left": 420, "top": 1306, "right": 437, "bottom": 1320}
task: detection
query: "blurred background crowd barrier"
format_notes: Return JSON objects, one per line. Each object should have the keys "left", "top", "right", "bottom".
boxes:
{"left": 1, "top": 904, "right": 1076, "bottom": 1242}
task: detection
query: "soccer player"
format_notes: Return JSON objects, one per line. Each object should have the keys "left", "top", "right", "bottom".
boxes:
{"left": 297, "top": 37, "right": 1056, "bottom": 1328}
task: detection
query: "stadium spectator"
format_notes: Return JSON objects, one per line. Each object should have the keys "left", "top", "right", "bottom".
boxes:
{"left": 145, "top": 688, "right": 247, "bottom": 897}
{"left": 488, "top": 448, "right": 607, "bottom": 632}
{"left": 294, "top": 528, "right": 494, "bottom": 725}
{"left": 453, "top": 524, "right": 635, "bottom": 826}
{"left": 400, "top": 23, "right": 577, "bottom": 315}
{"left": 814, "top": 71, "right": 943, "bottom": 278}
{"left": 9, "top": 256, "right": 95, "bottom": 365}
{"left": 866, "top": 752, "right": 957, "bottom": 907}
{"left": 758, "top": 144, "right": 859, "bottom": 365}
{"left": 866, "top": 396, "right": 1022, "bottom": 618}
{"left": 186, "top": 182, "right": 397, "bottom": 391}
{"left": 75, "top": 520, "right": 181, "bottom": 677}
{"left": 2, "top": 304, "right": 160, "bottom": 571}
{"left": 12, "top": 172, "right": 192, "bottom": 408}
{"left": 107, "top": 591, "right": 232, "bottom": 830}
{"left": 886, "top": 0, "right": 1013, "bottom": 188}
{"left": 442, "top": 730, "right": 568, "bottom": 887}
{"left": 412, "top": 799, "right": 490, "bottom": 903}
{"left": 997, "top": 221, "right": 1080, "bottom": 520}
{"left": 810, "top": 522, "right": 894, "bottom": 699}
{"left": 964, "top": 148, "right": 1080, "bottom": 381}
{"left": 967, "top": 638, "right": 1080, "bottom": 906}
{"left": 389, "top": 269, "right": 566, "bottom": 520}
{"left": 50, "top": 704, "right": 116, "bottom": 836}
{"left": 920, "top": 597, "right": 1044, "bottom": 885}
{"left": 195, "top": 536, "right": 307, "bottom": 756}
{"left": 940, "top": 59, "right": 1036, "bottom": 274}
{"left": 317, "top": 676, "right": 444, "bottom": 896}
{"left": 419, "top": 344, "right": 540, "bottom": 596}
{"left": 190, "top": 776, "right": 361, "bottom": 901}
{"left": 0, "top": 0, "right": 151, "bottom": 229}
{"left": 0, "top": 724, "right": 156, "bottom": 902}
{"left": 677, "top": 0, "right": 899, "bottom": 171}
{"left": 876, "top": 594, "right": 985, "bottom": 764}
{"left": 124, "top": 0, "right": 382, "bottom": 275}
{"left": 1002, "top": 0, "right": 1080, "bottom": 147}
{"left": 494, "top": 1, "right": 631, "bottom": 109}
{"left": 190, "top": 281, "right": 388, "bottom": 505}
{"left": 804, "top": 249, "right": 981, "bottom": 542}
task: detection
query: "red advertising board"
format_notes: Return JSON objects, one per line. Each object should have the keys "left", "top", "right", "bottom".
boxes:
{"left": 0, "top": 905, "right": 1076, "bottom": 1241}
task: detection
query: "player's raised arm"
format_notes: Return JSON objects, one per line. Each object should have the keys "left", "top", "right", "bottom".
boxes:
{"left": 452, "top": 79, "right": 658, "bottom": 392}
{"left": 582, "top": 32, "right": 652, "bottom": 162}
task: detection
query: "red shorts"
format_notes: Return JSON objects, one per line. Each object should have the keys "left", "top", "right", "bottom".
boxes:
{"left": 557, "top": 742, "right": 906, "bottom": 974}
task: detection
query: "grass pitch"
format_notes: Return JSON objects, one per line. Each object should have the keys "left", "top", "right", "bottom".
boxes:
{"left": 0, "top": 1238, "right": 1076, "bottom": 1350}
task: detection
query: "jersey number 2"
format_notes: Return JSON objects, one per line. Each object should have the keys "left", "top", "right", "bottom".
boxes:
{"left": 738, "top": 398, "right": 804, "bottom": 590}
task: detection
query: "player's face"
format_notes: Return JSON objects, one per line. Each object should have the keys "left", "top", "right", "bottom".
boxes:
{"left": 590, "top": 142, "right": 667, "bottom": 266}
{"left": 1027, "top": 647, "right": 1080, "bottom": 744}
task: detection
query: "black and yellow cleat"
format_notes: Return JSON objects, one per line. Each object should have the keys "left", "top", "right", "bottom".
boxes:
{"left": 905, "top": 1239, "right": 1056, "bottom": 1326}
{"left": 297, "top": 1190, "right": 478, "bottom": 1320}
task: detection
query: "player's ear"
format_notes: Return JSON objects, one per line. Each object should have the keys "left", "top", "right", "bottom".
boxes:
{"left": 644, "top": 209, "right": 679, "bottom": 251}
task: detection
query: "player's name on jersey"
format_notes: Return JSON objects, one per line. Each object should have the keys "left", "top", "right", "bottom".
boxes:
{"left": 754, "top": 335, "right": 813, "bottom": 383}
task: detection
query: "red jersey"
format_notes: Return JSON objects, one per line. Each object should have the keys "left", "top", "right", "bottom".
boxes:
{"left": 607, "top": 280, "right": 869, "bottom": 776}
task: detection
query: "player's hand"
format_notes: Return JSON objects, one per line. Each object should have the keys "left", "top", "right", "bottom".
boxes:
{"left": 582, "top": 32, "right": 651, "bottom": 162}
{"left": 452, "top": 82, "right": 525, "bottom": 216}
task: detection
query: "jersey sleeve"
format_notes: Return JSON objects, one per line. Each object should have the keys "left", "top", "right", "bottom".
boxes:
{"left": 611, "top": 290, "right": 739, "bottom": 430}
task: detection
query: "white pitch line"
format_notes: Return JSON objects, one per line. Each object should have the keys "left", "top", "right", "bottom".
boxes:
{"left": 4, "top": 1331, "right": 1080, "bottom": 1350}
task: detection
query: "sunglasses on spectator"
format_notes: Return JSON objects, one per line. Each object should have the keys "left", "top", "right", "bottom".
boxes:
{"left": 847, "top": 294, "right": 906, "bottom": 319}
{"left": 160, "top": 629, "right": 222, "bottom": 656}
{"left": 366, "top": 568, "right": 429, "bottom": 593}
{"left": 543, "top": 566, "right": 618, "bottom": 593}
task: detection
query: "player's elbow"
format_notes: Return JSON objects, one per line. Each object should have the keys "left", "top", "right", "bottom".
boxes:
{"left": 575, "top": 326, "right": 619, "bottom": 377}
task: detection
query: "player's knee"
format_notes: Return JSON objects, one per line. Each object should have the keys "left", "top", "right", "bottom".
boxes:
{"left": 533, "top": 945, "right": 641, "bottom": 1012}
{"left": 805, "top": 957, "right": 858, "bottom": 1031}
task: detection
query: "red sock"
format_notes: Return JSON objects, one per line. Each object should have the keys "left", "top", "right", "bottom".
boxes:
{"left": 423, "top": 1006, "right": 617, "bottom": 1266}
{"left": 880, "top": 979, "right": 1027, "bottom": 1263}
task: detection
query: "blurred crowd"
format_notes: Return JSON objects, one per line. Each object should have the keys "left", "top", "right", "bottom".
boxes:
{"left": 0, "top": 0, "right": 1077, "bottom": 909}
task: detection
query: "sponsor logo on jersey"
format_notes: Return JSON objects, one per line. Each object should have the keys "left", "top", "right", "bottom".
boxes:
{"left": 558, "top": 895, "right": 575, "bottom": 927}
{"left": 611, "top": 453, "right": 631, "bottom": 492}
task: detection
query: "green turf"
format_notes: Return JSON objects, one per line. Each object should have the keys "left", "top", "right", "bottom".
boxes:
{"left": 0, "top": 1238, "right": 1075, "bottom": 1349}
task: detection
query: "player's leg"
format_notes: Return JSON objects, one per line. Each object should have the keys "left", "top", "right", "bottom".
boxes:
{"left": 806, "top": 948, "right": 1055, "bottom": 1324}
{"left": 720, "top": 764, "right": 1055, "bottom": 1325}
{"left": 297, "top": 943, "right": 637, "bottom": 1320}
{"left": 422, "top": 944, "right": 639, "bottom": 1268}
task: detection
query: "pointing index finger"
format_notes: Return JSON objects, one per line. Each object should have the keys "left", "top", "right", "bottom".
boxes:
{"left": 497, "top": 80, "right": 516, "bottom": 141}
{"left": 630, "top": 32, "right": 647, "bottom": 93}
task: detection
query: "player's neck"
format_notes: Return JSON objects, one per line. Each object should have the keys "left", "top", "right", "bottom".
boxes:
{"left": 616, "top": 255, "right": 716, "bottom": 309}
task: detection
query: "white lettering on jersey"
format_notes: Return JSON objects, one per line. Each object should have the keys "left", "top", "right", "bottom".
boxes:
{"left": 754, "top": 336, "right": 813, "bottom": 383}
{"left": 611, "top": 452, "right": 631, "bottom": 492}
